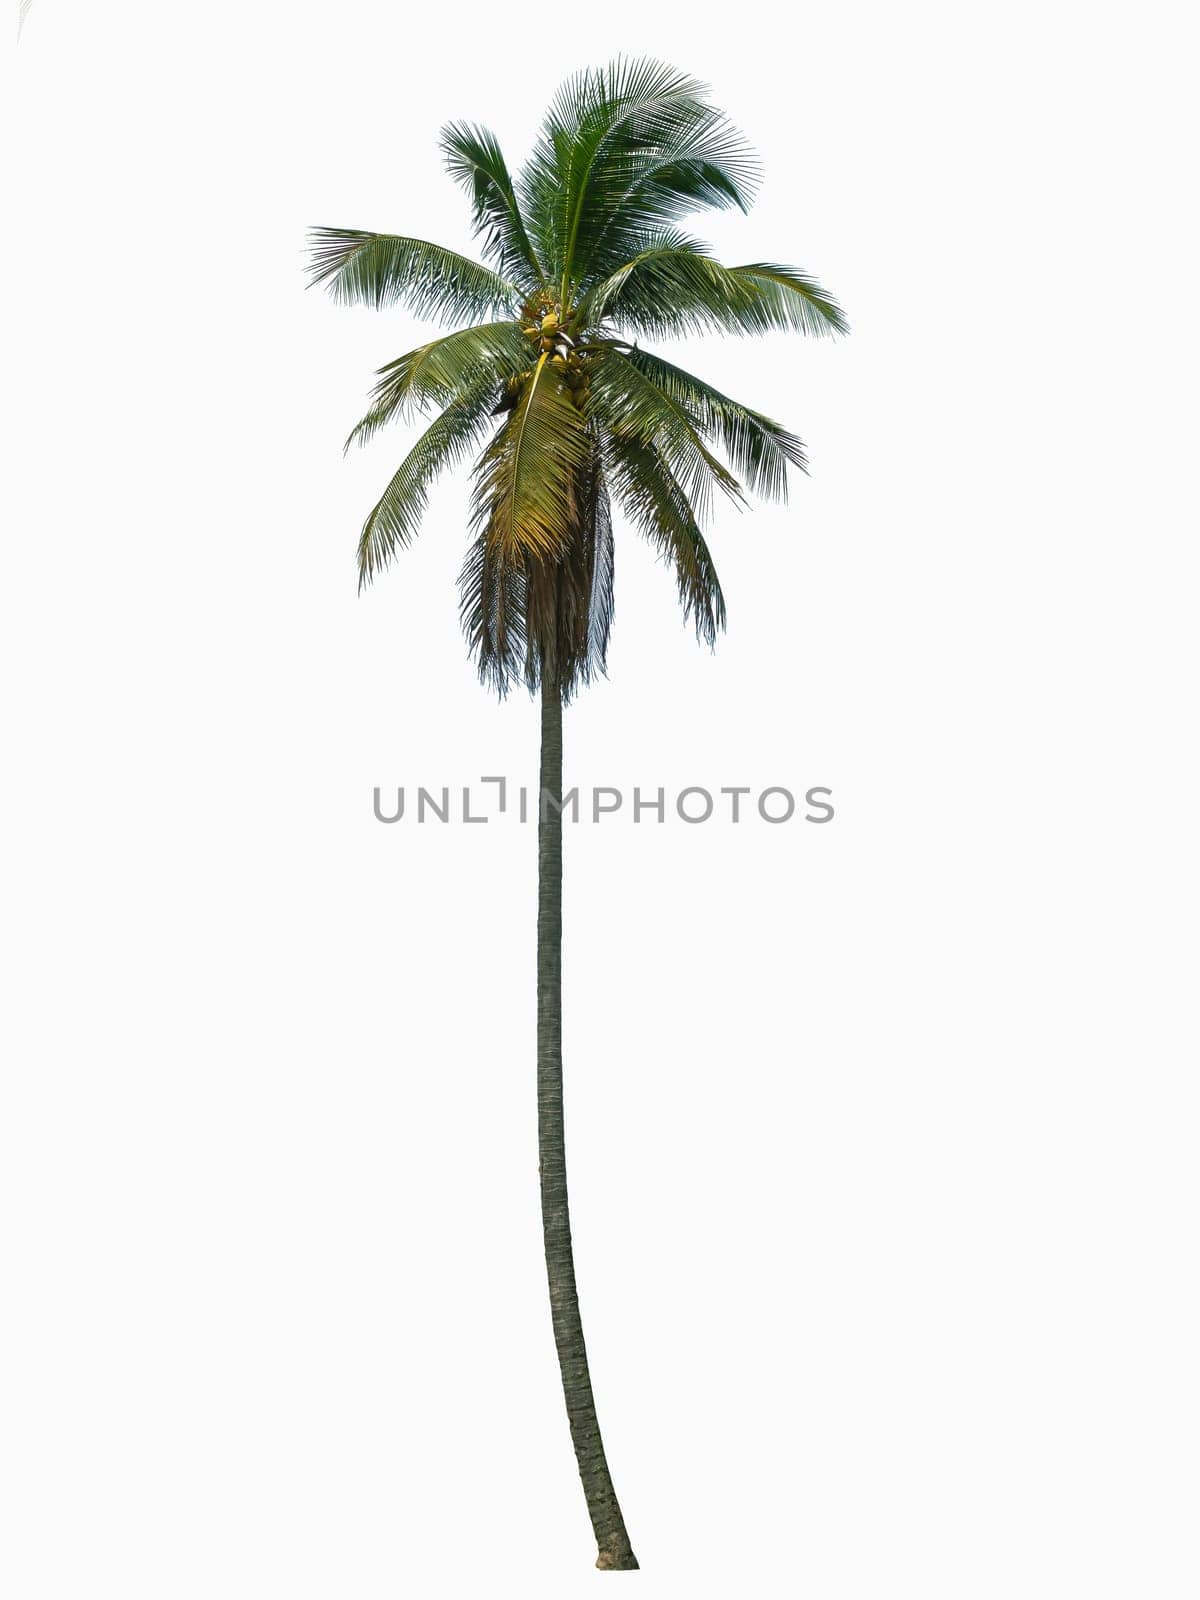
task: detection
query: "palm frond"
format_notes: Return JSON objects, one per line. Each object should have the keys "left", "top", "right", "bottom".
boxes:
{"left": 440, "top": 122, "right": 546, "bottom": 289}
{"left": 624, "top": 349, "right": 806, "bottom": 500}
{"left": 357, "top": 378, "right": 497, "bottom": 588}
{"left": 543, "top": 456, "right": 616, "bottom": 694}
{"left": 584, "top": 238, "right": 847, "bottom": 339}
{"left": 345, "top": 321, "right": 529, "bottom": 450}
{"left": 573, "top": 227, "right": 701, "bottom": 323}
{"left": 306, "top": 229, "right": 519, "bottom": 324}
{"left": 472, "top": 355, "right": 592, "bottom": 563}
{"left": 586, "top": 349, "right": 745, "bottom": 520}
{"left": 458, "top": 530, "right": 530, "bottom": 698}
{"left": 586, "top": 469, "right": 615, "bottom": 673}
{"left": 458, "top": 370, "right": 608, "bottom": 699}
{"left": 519, "top": 59, "right": 759, "bottom": 296}
{"left": 725, "top": 263, "right": 849, "bottom": 337}
{"left": 573, "top": 122, "right": 759, "bottom": 292}
{"left": 603, "top": 430, "right": 726, "bottom": 645}
{"left": 460, "top": 452, "right": 613, "bottom": 700}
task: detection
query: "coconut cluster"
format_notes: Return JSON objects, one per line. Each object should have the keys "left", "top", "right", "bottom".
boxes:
{"left": 518, "top": 303, "right": 590, "bottom": 405}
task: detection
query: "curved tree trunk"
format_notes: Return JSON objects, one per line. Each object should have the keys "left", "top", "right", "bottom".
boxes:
{"left": 537, "top": 675, "right": 638, "bottom": 1571}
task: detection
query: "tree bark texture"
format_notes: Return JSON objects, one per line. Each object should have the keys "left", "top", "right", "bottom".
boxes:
{"left": 537, "top": 676, "right": 638, "bottom": 1570}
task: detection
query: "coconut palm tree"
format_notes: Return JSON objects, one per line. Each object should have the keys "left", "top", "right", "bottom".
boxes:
{"left": 307, "top": 58, "right": 846, "bottom": 1570}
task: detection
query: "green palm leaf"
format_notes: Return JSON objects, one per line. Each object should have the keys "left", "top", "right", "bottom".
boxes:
{"left": 587, "top": 349, "right": 745, "bottom": 519}
{"left": 725, "top": 263, "right": 849, "bottom": 337}
{"left": 345, "top": 321, "right": 530, "bottom": 450}
{"left": 520, "top": 60, "right": 759, "bottom": 297}
{"left": 603, "top": 429, "right": 726, "bottom": 645}
{"left": 583, "top": 238, "right": 848, "bottom": 339}
{"left": 473, "top": 354, "right": 592, "bottom": 563}
{"left": 306, "top": 229, "right": 519, "bottom": 324}
{"left": 623, "top": 349, "right": 807, "bottom": 500}
{"left": 440, "top": 122, "right": 546, "bottom": 289}
{"left": 357, "top": 377, "right": 497, "bottom": 588}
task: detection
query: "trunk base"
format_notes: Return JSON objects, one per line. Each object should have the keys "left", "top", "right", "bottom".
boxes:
{"left": 595, "top": 1541, "right": 640, "bottom": 1571}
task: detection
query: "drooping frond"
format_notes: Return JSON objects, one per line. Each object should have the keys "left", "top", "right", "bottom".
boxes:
{"left": 582, "top": 237, "right": 848, "bottom": 339}
{"left": 357, "top": 376, "right": 498, "bottom": 589}
{"left": 586, "top": 349, "right": 745, "bottom": 520}
{"left": 537, "top": 455, "right": 615, "bottom": 695}
{"left": 519, "top": 59, "right": 759, "bottom": 296}
{"left": 603, "top": 430, "right": 726, "bottom": 646}
{"left": 458, "top": 529, "right": 530, "bottom": 698}
{"left": 440, "top": 122, "right": 546, "bottom": 289}
{"left": 306, "top": 229, "right": 519, "bottom": 324}
{"left": 586, "top": 470, "right": 615, "bottom": 673}
{"left": 623, "top": 349, "right": 807, "bottom": 500}
{"left": 459, "top": 458, "right": 613, "bottom": 701}
{"left": 345, "top": 322, "right": 530, "bottom": 450}
{"left": 722, "top": 264, "right": 849, "bottom": 337}
{"left": 472, "top": 355, "right": 592, "bottom": 563}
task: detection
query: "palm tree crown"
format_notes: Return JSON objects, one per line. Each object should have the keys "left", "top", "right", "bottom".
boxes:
{"left": 308, "top": 58, "right": 846, "bottom": 700}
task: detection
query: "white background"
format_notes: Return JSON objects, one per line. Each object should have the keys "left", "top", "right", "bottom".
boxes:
{"left": 2, "top": 3, "right": 1197, "bottom": 1595}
